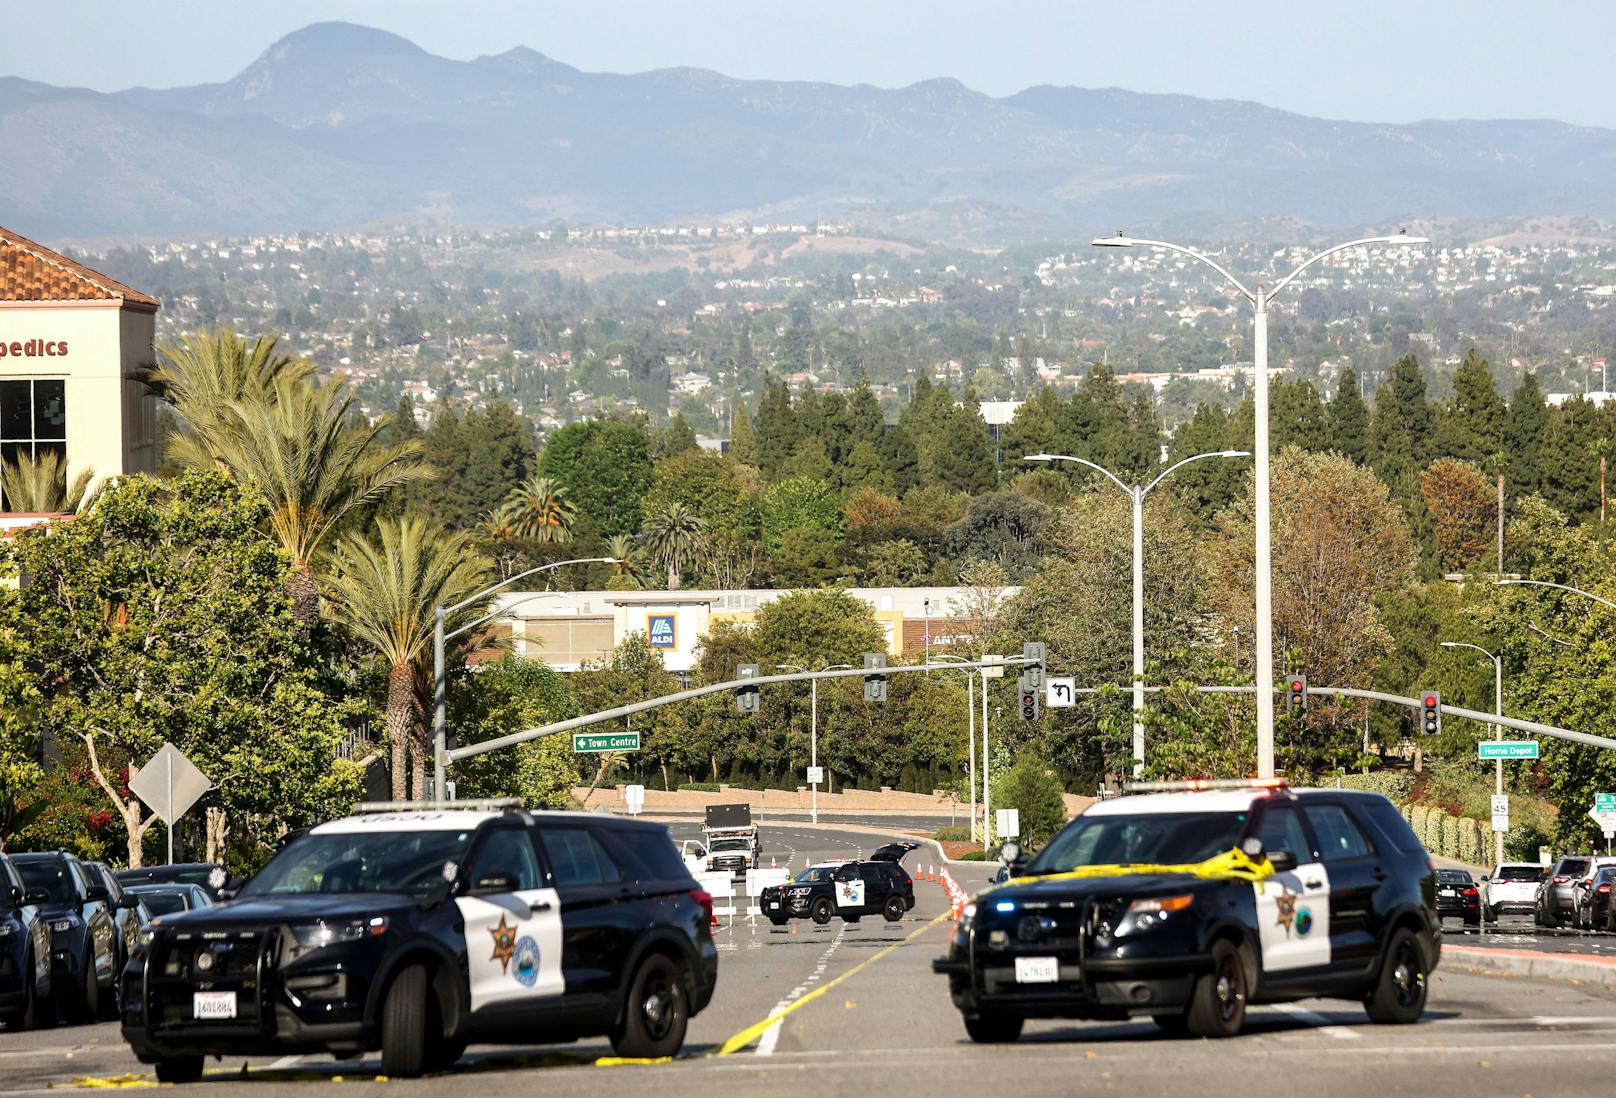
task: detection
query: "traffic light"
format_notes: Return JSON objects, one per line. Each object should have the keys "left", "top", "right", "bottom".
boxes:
{"left": 1018, "top": 671, "right": 1041, "bottom": 722}
{"left": 1286, "top": 674, "right": 1307, "bottom": 718}
{"left": 863, "top": 652, "right": 888, "bottom": 702}
{"left": 1022, "top": 641, "right": 1047, "bottom": 689}
{"left": 736, "top": 663, "right": 760, "bottom": 713}
{"left": 1420, "top": 691, "right": 1441, "bottom": 736}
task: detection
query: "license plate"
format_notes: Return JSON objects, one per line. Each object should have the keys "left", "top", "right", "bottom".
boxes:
{"left": 193, "top": 991, "right": 237, "bottom": 1020}
{"left": 1014, "top": 956, "right": 1059, "bottom": 984}
{"left": 1440, "top": 889, "right": 1456, "bottom": 897}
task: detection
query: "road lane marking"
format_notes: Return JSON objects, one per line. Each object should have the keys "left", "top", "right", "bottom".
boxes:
{"left": 266, "top": 1055, "right": 303, "bottom": 1070}
{"left": 758, "top": 924, "right": 846, "bottom": 1055}
{"left": 1269, "top": 1003, "right": 1361, "bottom": 1040}
{"left": 714, "top": 910, "right": 952, "bottom": 1056}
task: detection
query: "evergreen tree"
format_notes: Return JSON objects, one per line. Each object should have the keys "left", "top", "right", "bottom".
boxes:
{"left": 1432, "top": 349, "right": 1507, "bottom": 463}
{"left": 1270, "top": 380, "right": 1331, "bottom": 453}
{"left": 654, "top": 412, "right": 698, "bottom": 460}
{"left": 753, "top": 380, "right": 799, "bottom": 480}
{"left": 411, "top": 402, "right": 472, "bottom": 527}
{"left": 880, "top": 423, "right": 921, "bottom": 495}
{"left": 1368, "top": 355, "right": 1432, "bottom": 488}
{"left": 1329, "top": 369, "right": 1370, "bottom": 464}
{"left": 729, "top": 405, "right": 759, "bottom": 466}
{"left": 1001, "top": 386, "right": 1062, "bottom": 467}
{"left": 1166, "top": 403, "right": 1242, "bottom": 517}
{"left": 460, "top": 400, "right": 537, "bottom": 520}
{"left": 536, "top": 419, "right": 654, "bottom": 538}
{"left": 846, "top": 375, "right": 886, "bottom": 450}
{"left": 1505, "top": 372, "right": 1549, "bottom": 497}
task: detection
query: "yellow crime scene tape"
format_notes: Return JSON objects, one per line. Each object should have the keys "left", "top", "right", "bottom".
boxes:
{"left": 1001, "top": 847, "right": 1275, "bottom": 891}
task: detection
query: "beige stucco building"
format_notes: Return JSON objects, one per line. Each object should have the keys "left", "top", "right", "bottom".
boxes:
{"left": 0, "top": 226, "right": 159, "bottom": 511}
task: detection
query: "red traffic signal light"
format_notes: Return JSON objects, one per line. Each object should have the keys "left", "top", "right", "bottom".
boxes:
{"left": 1285, "top": 674, "right": 1307, "bottom": 717}
{"left": 1420, "top": 691, "right": 1441, "bottom": 735}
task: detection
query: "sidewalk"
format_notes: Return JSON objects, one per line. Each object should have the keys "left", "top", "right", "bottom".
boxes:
{"left": 1444, "top": 944, "right": 1616, "bottom": 989}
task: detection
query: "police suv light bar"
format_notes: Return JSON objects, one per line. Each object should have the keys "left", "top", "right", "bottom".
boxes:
{"left": 353, "top": 799, "right": 525, "bottom": 814}
{"left": 1121, "top": 778, "right": 1289, "bottom": 794}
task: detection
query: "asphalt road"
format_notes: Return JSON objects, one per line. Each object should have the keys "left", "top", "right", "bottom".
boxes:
{"left": 6, "top": 822, "right": 1616, "bottom": 1097}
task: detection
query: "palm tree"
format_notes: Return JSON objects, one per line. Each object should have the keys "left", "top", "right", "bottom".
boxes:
{"left": 606, "top": 533, "right": 646, "bottom": 588}
{"left": 503, "top": 475, "right": 578, "bottom": 544}
{"left": 183, "top": 377, "right": 429, "bottom": 626}
{"left": 143, "top": 330, "right": 312, "bottom": 466}
{"left": 0, "top": 451, "right": 96, "bottom": 513}
{"left": 641, "top": 503, "right": 706, "bottom": 590}
{"left": 326, "top": 515, "right": 494, "bottom": 800}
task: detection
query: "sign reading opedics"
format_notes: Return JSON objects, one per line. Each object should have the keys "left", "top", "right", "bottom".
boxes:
{"left": 0, "top": 338, "right": 70, "bottom": 359}
{"left": 646, "top": 613, "right": 677, "bottom": 649}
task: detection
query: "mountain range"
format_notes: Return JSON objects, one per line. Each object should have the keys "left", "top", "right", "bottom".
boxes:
{"left": 6, "top": 21, "right": 1616, "bottom": 242}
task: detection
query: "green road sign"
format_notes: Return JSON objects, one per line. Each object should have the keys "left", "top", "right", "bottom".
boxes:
{"left": 1477, "top": 740, "right": 1539, "bottom": 760}
{"left": 572, "top": 732, "right": 641, "bottom": 753}
{"left": 1596, "top": 793, "right": 1616, "bottom": 811}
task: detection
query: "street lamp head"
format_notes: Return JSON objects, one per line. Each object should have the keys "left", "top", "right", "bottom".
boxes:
{"left": 1439, "top": 642, "right": 1460, "bottom": 649}
{"left": 1219, "top": 450, "right": 1252, "bottom": 458}
{"left": 1091, "top": 232, "right": 1135, "bottom": 248}
{"left": 1392, "top": 228, "right": 1430, "bottom": 246}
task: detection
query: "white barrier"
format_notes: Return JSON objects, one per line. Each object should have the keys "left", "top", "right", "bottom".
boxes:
{"left": 697, "top": 867, "right": 794, "bottom": 924}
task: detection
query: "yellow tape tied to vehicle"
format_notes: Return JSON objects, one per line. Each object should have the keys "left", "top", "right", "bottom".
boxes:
{"left": 1002, "top": 847, "right": 1276, "bottom": 891}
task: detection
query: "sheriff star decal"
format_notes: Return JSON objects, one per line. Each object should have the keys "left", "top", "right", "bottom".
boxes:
{"left": 1274, "top": 887, "right": 1299, "bottom": 938}
{"left": 488, "top": 914, "right": 519, "bottom": 973}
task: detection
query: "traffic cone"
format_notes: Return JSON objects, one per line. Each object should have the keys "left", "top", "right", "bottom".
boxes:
{"left": 771, "top": 854, "right": 777, "bottom": 869}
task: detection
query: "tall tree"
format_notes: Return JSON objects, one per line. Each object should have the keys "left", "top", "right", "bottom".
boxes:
{"left": 1433, "top": 349, "right": 1507, "bottom": 463}
{"left": 1329, "top": 368, "right": 1371, "bottom": 464}
{"left": 142, "top": 330, "right": 312, "bottom": 465}
{"left": 327, "top": 515, "right": 494, "bottom": 800}
{"left": 1505, "top": 372, "right": 1550, "bottom": 498}
{"left": 1270, "top": 380, "right": 1331, "bottom": 453}
{"left": 537, "top": 419, "right": 654, "bottom": 538}
{"left": 641, "top": 503, "right": 707, "bottom": 591}
{"left": 180, "top": 376, "right": 428, "bottom": 627}
{"left": 1419, "top": 459, "right": 1497, "bottom": 572}
{"left": 1368, "top": 355, "right": 1432, "bottom": 489}
{"left": 503, "top": 475, "right": 578, "bottom": 545}
{"left": 459, "top": 401, "right": 537, "bottom": 519}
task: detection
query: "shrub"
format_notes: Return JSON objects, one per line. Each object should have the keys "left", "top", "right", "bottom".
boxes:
{"left": 990, "top": 757, "right": 1070, "bottom": 847}
{"left": 933, "top": 825, "right": 972, "bottom": 842}
{"left": 679, "top": 782, "right": 721, "bottom": 793}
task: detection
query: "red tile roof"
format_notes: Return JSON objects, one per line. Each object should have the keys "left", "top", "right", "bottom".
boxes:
{"left": 0, "top": 225, "right": 159, "bottom": 309}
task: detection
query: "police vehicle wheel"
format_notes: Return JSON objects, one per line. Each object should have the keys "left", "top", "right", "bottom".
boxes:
{"left": 1185, "top": 939, "right": 1248, "bottom": 1038}
{"left": 610, "top": 954, "right": 688, "bottom": 1059}
{"left": 380, "top": 964, "right": 430, "bottom": 1077}
{"left": 1, "top": 948, "right": 38, "bottom": 1031}
{"left": 153, "top": 1057, "right": 204, "bottom": 1084}
{"left": 69, "top": 954, "right": 99, "bottom": 1025}
{"left": 962, "top": 1012, "right": 1023, "bottom": 1043}
{"left": 810, "top": 897, "right": 835, "bottom": 925}
{"left": 1364, "top": 928, "right": 1429, "bottom": 1024}
{"left": 1152, "top": 1013, "right": 1191, "bottom": 1036}
{"left": 882, "top": 895, "right": 905, "bottom": 922}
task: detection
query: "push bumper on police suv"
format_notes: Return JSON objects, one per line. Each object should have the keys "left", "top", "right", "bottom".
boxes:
{"left": 933, "top": 883, "right": 1230, "bottom": 1019}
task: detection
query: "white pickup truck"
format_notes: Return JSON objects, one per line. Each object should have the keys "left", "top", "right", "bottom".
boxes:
{"left": 1484, "top": 861, "right": 1547, "bottom": 920}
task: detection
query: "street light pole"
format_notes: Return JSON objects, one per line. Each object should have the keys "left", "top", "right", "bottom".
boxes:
{"left": 1026, "top": 449, "right": 1248, "bottom": 774}
{"left": 779, "top": 662, "right": 852, "bottom": 825}
{"left": 928, "top": 654, "right": 979, "bottom": 841}
{"left": 431, "top": 556, "right": 617, "bottom": 799}
{"left": 1094, "top": 230, "right": 1428, "bottom": 777}
{"left": 1442, "top": 640, "right": 1505, "bottom": 864}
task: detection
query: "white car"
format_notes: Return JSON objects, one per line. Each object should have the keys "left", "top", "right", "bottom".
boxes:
{"left": 1484, "top": 862, "right": 1546, "bottom": 919}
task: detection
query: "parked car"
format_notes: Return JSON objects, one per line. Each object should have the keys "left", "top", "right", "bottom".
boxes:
{"left": 84, "top": 862, "right": 144, "bottom": 986}
{"left": 1574, "top": 865, "right": 1616, "bottom": 931}
{"left": 114, "top": 864, "right": 229, "bottom": 902}
{"left": 0, "top": 852, "right": 53, "bottom": 1030}
{"left": 1483, "top": 862, "right": 1545, "bottom": 921}
{"left": 1537, "top": 856, "right": 1591, "bottom": 927}
{"left": 11, "top": 851, "right": 121, "bottom": 1023}
{"left": 1569, "top": 857, "right": 1616, "bottom": 929}
{"left": 123, "top": 883, "right": 215, "bottom": 918}
{"left": 1435, "top": 868, "right": 1481, "bottom": 927}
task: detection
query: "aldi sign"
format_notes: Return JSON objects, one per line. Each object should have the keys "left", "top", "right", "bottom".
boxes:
{"left": 647, "top": 613, "right": 677, "bottom": 649}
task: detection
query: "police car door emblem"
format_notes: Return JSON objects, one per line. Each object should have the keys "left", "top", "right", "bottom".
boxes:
{"left": 489, "top": 915, "right": 518, "bottom": 973}
{"left": 512, "top": 936, "right": 541, "bottom": 986}
{"left": 1274, "top": 888, "right": 1298, "bottom": 938}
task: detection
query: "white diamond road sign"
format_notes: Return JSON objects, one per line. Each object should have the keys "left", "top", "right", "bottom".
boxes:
{"left": 1589, "top": 808, "right": 1616, "bottom": 836}
{"left": 128, "top": 742, "right": 212, "bottom": 826}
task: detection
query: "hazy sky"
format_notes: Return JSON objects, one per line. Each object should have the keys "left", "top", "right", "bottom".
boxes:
{"left": 6, "top": 1, "right": 1614, "bottom": 128}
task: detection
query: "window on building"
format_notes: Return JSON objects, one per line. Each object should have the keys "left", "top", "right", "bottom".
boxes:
{"left": 0, "top": 379, "right": 66, "bottom": 508}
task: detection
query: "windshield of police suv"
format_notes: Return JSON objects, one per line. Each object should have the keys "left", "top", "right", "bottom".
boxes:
{"left": 16, "top": 859, "right": 77, "bottom": 904}
{"left": 239, "top": 830, "right": 475, "bottom": 899}
{"left": 795, "top": 867, "right": 834, "bottom": 884}
{"left": 1028, "top": 812, "right": 1249, "bottom": 874}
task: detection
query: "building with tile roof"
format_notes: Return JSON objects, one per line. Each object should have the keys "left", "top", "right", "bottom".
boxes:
{"left": 0, "top": 226, "right": 159, "bottom": 510}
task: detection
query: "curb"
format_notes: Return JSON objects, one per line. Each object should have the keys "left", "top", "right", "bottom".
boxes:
{"left": 1444, "top": 945, "right": 1616, "bottom": 989}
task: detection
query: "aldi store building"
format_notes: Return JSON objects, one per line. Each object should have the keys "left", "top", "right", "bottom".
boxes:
{"left": 0, "top": 225, "right": 159, "bottom": 510}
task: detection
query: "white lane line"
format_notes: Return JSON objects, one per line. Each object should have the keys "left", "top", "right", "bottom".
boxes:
{"left": 757, "top": 923, "right": 845, "bottom": 1056}
{"left": 266, "top": 1055, "right": 303, "bottom": 1070}
{"left": 1269, "top": 1002, "right": 1362, "bottom": 1040}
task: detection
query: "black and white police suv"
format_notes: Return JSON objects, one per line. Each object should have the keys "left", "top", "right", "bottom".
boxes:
{"left": 759, "top": 842, "right": 918, "bottom": 926}
{"left": 933, "top": 781, "right": 1438, "bottom": 1042}
{"left": 120, "top": 801, "right": 719, "bottom": 1082}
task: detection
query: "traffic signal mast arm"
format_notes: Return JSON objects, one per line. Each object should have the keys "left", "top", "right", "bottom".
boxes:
{"left": 447, "top": 654, "right": 1041, "bottom": 764}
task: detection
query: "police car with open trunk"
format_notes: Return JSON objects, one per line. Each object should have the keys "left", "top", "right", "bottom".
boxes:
{"left": 933, "top": 780, "right": 1438, "bottom": 1041}
{"left": 119, "top": 801, "right": 718, "bottom": 1081}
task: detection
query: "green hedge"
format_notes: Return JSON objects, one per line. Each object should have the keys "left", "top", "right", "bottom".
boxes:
{"left": 933, "top": 825, "right": 971, "bottom": 842}
{"left": 678, "top": 782, "right": 721, "bottom": 793}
